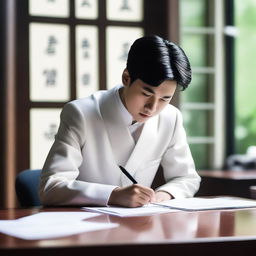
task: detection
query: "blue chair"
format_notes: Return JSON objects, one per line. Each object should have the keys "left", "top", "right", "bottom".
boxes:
{"left": 15, "top": 169, "right": 42, "bottom": 207}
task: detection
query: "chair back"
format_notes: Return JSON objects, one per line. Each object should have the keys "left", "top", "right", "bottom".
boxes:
{"left": 15, "top": 169, "right": 42, "bottom": 207}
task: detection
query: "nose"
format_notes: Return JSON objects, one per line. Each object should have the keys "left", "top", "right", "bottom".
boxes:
{"left": 145, "top": 97, "right": 157, "bottom": 113}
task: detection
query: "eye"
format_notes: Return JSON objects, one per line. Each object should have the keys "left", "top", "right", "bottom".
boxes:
{"left": 161, "top": 98, "right": 171, "bottom": 102}
{"left": 142, "top": 92, "right": 151, "bottom": 97}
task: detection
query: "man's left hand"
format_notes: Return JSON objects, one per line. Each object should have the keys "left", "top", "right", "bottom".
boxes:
{"left": 154, "top": 191, "right": 173, "bottom": 202}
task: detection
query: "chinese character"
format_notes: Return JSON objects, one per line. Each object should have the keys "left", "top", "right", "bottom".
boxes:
{"left": 44, "top": 124, "right": 57, "bottom": 140}
{"left": 46, "top": 35, "right": 58, "bottom": 55}
{"left": 82, "top": 73, "right": 90, "bottom": 86}
{"left": 81, "top": 0, "right": 91, "bottom": 7}
{"left": 119, "top": 42, "right": 130, "bottom": 60}
{"left": 43, "top": 69, "right": 57, "bottom": 86}
{"left": 81, "top": 38, "right": 90, "bottom": 58}
{"left": 120, "top": 0, "right": 131, "bottom": 11}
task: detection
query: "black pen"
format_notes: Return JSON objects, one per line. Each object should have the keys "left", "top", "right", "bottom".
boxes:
{"left": 119, "top": 165, "right": 138, "bottom": 184}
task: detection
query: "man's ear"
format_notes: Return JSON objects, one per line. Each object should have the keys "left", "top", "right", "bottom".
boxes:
{"left": 122, "top": 69, "right": 131, "bottom": 87}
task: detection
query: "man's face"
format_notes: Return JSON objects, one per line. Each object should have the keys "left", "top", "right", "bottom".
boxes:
{"left": 120, "top": 70, "right": 177, "bottom": 123}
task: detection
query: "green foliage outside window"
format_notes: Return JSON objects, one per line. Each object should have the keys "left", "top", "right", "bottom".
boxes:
{"left": 180, "top": 0, "right": 213, "bottom": 169}
{"left": 235, "top": 0, "right": 256, "bottom": 153}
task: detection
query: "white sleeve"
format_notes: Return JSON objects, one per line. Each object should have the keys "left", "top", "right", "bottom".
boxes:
{"left": 39, "top": 102, "right": 117, "bottom": 206}
{"left": 156, "top": 109, "right": 201, "bottom": 198}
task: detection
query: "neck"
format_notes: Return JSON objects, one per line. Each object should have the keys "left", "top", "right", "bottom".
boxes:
{"left": 119, "top": 87, "right": 126, "bottom": 107}
{"left": 119, "top": 87, "right": 137, "bottom": 125}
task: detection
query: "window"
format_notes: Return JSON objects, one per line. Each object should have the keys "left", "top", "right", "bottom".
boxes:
{"left": 234, "top": 0, "right": 256, "bottom": 154}
{"left": 179, "top": 0, "right": 225, "bottom": 169}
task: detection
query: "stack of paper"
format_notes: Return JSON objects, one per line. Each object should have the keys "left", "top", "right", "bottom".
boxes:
{"left": 153, "top": 197, "right": 256, "bottom": 211}
{"left": 0, "top": 212, "right": 118, "bottom": 240}
{"left": 84, "top": 204, "right": 177, "bottom": 217}
{"left": 84, "top": 197, "right": 256, "bottom": 217}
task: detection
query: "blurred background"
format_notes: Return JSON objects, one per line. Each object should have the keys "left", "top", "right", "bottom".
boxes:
{"left": 0, "top": 0, "right": 256, "bottom": 208}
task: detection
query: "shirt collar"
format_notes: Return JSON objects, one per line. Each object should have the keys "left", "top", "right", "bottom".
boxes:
{"left": 114, "top": 85, "right": 135, "bottom": 126}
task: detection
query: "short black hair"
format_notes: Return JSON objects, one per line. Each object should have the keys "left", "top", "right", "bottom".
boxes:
{"left": 126, "top": 35, "right": 191, "bottom": 90}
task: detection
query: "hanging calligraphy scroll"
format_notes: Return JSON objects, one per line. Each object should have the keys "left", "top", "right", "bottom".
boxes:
{"left": 75, "top": 0, "right": 98, "bottom": 19}
{"left": 76, "top": 25, "right": 99, "bottom": 98}
{"left": 29, "top": 23, "right": 70, "bottom": 101}
{"left": 29, "top": 0, "right": 69, "bottom": 17}
{"left": 30, "top": 108, "right": 61, "bottom": 169}
{"left": 106, "top": 26, "right": 143, "bottom": 89}
{"left": 107, "top": 0, "right": 143, "bottom": 21}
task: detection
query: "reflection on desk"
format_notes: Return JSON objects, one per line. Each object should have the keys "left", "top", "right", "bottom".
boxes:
{"left": 1, "top": 204, "right": 256, "bottom": 255}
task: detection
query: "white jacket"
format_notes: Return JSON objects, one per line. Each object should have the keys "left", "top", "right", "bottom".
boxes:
{"left": 39, "top": 86, "right": 201, "bottom": 206}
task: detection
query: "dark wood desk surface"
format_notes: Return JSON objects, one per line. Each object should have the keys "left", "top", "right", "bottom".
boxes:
{"left": 198, "top": 170, "right": 256, "bottom": 180}
{"left": 1, "top": 205, "right": 256, "bottom": 256}
{"left": 196, "top": 170, "right": 256, "bottom": 198}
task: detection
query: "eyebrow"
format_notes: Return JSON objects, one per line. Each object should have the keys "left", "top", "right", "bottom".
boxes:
{"left": 142, "top": 86, "right": 173, "bottom": 99}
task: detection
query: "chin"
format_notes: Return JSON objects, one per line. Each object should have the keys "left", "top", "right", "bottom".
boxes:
{"left": 135, "top": 117, "right": 149, "bottom": 123}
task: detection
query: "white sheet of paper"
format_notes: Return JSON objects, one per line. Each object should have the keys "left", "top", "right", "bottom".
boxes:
{"left": 83, "top": 197, "right": 256, "bottom": 216}
{"left": 83, "top": 204, "right": 178, "bottom": 217}
{"left": 0, "top": 212, "right": 119, "bottom": 240}
{"left": 153, "top": 197, "right": 256, "bottom": 211}
{"left": 16, "top": 211, "right": 100, "bottom": 224}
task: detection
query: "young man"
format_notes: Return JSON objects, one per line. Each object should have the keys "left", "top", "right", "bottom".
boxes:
{"left": 39, "top": 35, "right": 201, "bottom": 207}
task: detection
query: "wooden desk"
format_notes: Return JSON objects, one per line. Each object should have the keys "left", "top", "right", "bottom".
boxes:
{"left": 1, "top": 206, "right": 256, "bottom": 256}
{"left": 196, "top": 170, "right": 256, "bottom": 198}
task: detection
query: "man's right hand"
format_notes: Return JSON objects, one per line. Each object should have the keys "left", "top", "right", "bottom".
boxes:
{"left": 108, "top": 184, "right": 156, "bottom": 208}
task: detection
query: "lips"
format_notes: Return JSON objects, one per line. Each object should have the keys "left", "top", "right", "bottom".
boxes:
{"left": 139, "top": 113, "right": 151, "bottom": 118}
